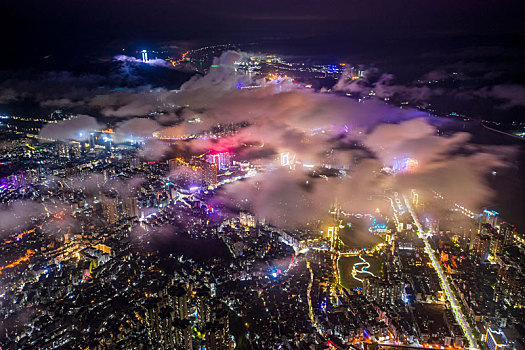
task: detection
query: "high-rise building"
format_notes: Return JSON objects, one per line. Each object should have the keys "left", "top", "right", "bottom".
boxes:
{"left": 280, "top": 152, "right": 290, "bottom": 166}
{"left": 88, "top": 132, "right": 96, "bottom": 149}
{"left": 205, "top": 302, "right": 231, "bottom": 350}
{"left": 326, "top": 225, "right": 339, "bottom": 249}
{"left": 498, "top": 222, "right": 516, "bottom": 247}
{"left": 167, "top": 284, "right": 188, "bottom": 320}
{"left": 481, "top": 210, "right": 499, "bottom": 227}
{"left": 485, "top": 328, "right": 510, "bottom": 350}
{"left": 206, "top": 152, "right": 230, "bottom": 171}
{"left": 168, "top": 158, "right": 179, "bottom": 173}
{"left": 194, "top": 287, "right": 211, "bottom": 331}
{"left": 129, "top": 157, "right": 141, "bottom": 169}
{"left": 490, "top": 231, "right": 505, "bottom": 255}
{"left": 203, "top": 162, "right": 218, "bottom": 187}
{"left": 126, "top": 197, "right": 139, "bottom": 219}
{"left": 472, "top": 225, "right": 492, "bottom": 261}
{"left": 57, "top": 143, "right": 70, "bottom": 158}
{"left": 173, "top": 318, "right": 192, "bottom": 350}
{"left": 101, "top": 193, "right": 119, "bottom": 224}
{"left": 239, "top": 212, "right": 256, "bottom": 228}
{"left": 363, "top": 276, "right": 405, "bottom": 305}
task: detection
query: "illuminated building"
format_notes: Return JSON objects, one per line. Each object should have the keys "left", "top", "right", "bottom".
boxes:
{"left": 327, "top": 226, "right": 339, "bottom": 248}
{"left": 203, "top": 162, "right": 218, "bottom": 187}
{"left": 363, "top": 276, "right": 404, "bottom": 305}
{"left": 472, "top": 225, "right": 492, "bottom": 262}
{"left": 497, "top": 265, "right": 525, "bottom": 308}
{"left": 280, "top": 152, "right": 290, "bottom": 166}
{"left": 168, "top": 284, "right": 188, "bottom": 320}
{"left": 57, "top": 143, "right": 70, "bottom": 158}
{"left": 101, "top": 193, "right": 119, "bottom": 224}
{"left": 371, "top": 218, "right": 391, "bottom": 235}
{"left": 392, "top": 157, "right": 419, "bottom": 173}
{"left": 411, "top": 189, "right": 419, "bottom": 206}
{"left": 498, "top": 222, "right": 516, "bottom": 247}
{"left": 88, "top": 132, "right": 96, "bottom": 149}
{"left": 129, "top": 157, "right": 141, "bottom": 169}
{"left": 168, "top": 158, "right": 179, "bottom": 173}
{"left": 205, "top": 303, "right": 231, "bottom": 350}
{"left": 126, "top": 196, "right": 139, "bottom": 219}
{"left": 206, "top": 152, "right": 230, "bottom": 171}
{"left": 141, "top": 50, "right": 148, "bottom": 62}
{"left": 482, "top": 210, "right": 499, "bottom": 227}
{"left": 194, "top": 287, "right": 211, "bottom": 331}
{"left": 486, "top": 328, "right": 510, "bottom": 350}
{"left": 490, "top": 231, "right": 505, "bottom": 255}
{"left": 239, "top": 212, "right": 256, "bottom": 228}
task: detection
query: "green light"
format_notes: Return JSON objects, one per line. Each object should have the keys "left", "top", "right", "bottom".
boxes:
{"left": 211, "top": 64, "right": 219, "bottom": 68}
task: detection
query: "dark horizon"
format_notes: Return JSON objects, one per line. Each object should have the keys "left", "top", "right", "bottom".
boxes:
{"left": 2, "top": 0, "right": 525, "bottom": 69}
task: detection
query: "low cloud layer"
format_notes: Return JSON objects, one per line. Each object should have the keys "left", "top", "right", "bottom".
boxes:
{"left": 40, "top": 115, "right": 104, "bottom": 141}
{"left": 335, "top": 65, "right": 525, "bottom": 111}
{"left": 30, "top": 50, "right": 515, "bottom": 230}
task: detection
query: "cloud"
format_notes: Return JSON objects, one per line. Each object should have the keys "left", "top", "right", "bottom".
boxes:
{"left": 420, "top": 70, "right": 450, "bottom": 81}
{"left": 153, "top": 52, "right": 513, "bottom": 229}
{"left": 334, "top": 68, "right": 445, "bottom": 103}
{"left": 39, "top": 98, "right": 85, "bottom": 108}
{"left": 114, "top": 118, "right": 161, "bottom": 140}
{"left": 90, "top": 88, "right": 175, "bottom": 118}
{"left": 66, "top": 173, "right": 146, "bottom": 199}
{"left": 39, "top": 115, "right": 105, "bottom": 141}
{"left": 172, "top": 51, "right": 253, "bottom": 107}
{"left": 363, "top": 118, "right": 471, "bottom": 167}
{"left": 113, "top": 54, "right": 174, "bottom": 69}
{"left": 474, "top": 84, "right": 525, "bottom": 109}
{"left": 0, "top": 88, "right": 18, "bottom": 104}
{"left": 22, "top": 50, "right": 515, "bottom": 232}
{"left": 0, "top": 201, "right": 45, "bottom": 237}
{"left": 0, "top": 71, "right": 106, "bottom": 107}
{"left": 138, "top": 139, "right": 170, "bottom": 161}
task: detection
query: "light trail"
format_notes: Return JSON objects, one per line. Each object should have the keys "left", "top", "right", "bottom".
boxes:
{"left": 351, "top": 255, "right": 376, "bottom": 283}
{"left": 403, "top": 195, "right": 479, "bottom": 349}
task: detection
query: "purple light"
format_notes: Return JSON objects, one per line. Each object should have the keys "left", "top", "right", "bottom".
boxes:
{"left": 189, "top": 186, "right": 200, "bottom": 192}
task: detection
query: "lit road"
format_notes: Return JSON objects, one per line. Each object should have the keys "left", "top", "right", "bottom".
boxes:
{"left": 306, "top": 261, "right": 321, "bottom": 335}
{"left": 370, "top": 194, "right": 402, "bottom": 232}
{"left": 403, "top": 195, "right": 479, "bottom": 349}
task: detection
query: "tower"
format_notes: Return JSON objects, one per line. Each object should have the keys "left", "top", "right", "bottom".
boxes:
{"left": 141, "top": 50, "right": 148, "bottom": 62}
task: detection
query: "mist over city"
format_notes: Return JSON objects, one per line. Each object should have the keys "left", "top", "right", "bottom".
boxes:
{"left": 0, "top": 1, "right": 524, "bottom": 349}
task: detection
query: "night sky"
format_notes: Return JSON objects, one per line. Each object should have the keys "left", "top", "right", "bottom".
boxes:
{"left": 2, "top": 0, "right": 524, "bottom": 68}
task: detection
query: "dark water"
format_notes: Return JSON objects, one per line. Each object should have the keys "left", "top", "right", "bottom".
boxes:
{"left": 151, "top": 232, "right": 231, "bottom": 262}
{"left": 466, "top": 121, "right": 525, "bottom": 231}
